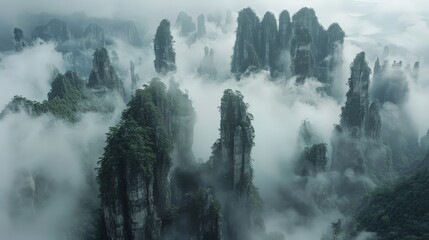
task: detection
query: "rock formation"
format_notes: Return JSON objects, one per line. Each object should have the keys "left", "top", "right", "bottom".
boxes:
{"left": 97, "top": 79, "right": 221, "bottom": 240}
{"left": 230, "top": 7, "right": 344, "bottom": 85}
{"left": 154, "top": 19, "right": 177, "bottom": 75}
{"left": 13, "top": 28, "right": 26, "bottom": 51}
{"left": 176, "top": 11, "right": 196, "bottom": 37}
{"left": 331, "top": 52, "right": 394, "bottom": 181}
{"left": 197, "top": 47, "right": 217, "bottom": 79}
{"left": 196, "top": 14, "right": 207, "bottom": 39}
{"left": 295, "top": 120, "right": 327, "bottom": 176}
{"left": 32, "top": 18, "right": 80, "bottom": 42}
{"left": 83, "top": 24, "right": 105, "bottom": 49}
{"left": 231, "top": 8, "right": 261, "bottom": 77}
{"left": 209, "top": 89, "right": 264, "bottom": 239}
{"left": 272, "top": 10, "right": 292, "bottom": 78}
{"left": 1, "top": 71, "right": 105, "bottom": 121}
{"left": 260, "top": 12, "right": 278, "bottom": 71}
{"left": 87, "top": 48, "right": 125, "bottom": 97}
{"left": 290, "top": 26, "right": 313, "bottom": 84}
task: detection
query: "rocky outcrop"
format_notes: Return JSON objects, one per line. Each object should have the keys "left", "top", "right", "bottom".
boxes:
{"left": 231, "top": 8, "right": 261, "bottom": 77}
{"left": 260, "top": 12, "right": 278, "bottom": 70}
{"left": 339, "top": 52, "right": 371, "bottom": 134}
{"left": 295, "top": 120, "right": 327, "bottom": 176}
{"left": 32, "top": 18, "right": 81, "bottom": 42}
{"left": 331, "top": 52, "right": 394, "bottom": 182}
{"left": 1, "top": 71, "right": 106, "bottom": 121}
{"left": 13, "top": 28, "right": 26, "bottom": 51}
{"left": 197, "top": 47, "right": 217, "bottom": 79}
{"left": 154, "top": 19, "right": 177, "bottom": 75}
{"left": 210, "top": 89, "right": 264, "bottom": 239}
{"left": 83, "top": 24, "right": 105, "bottom": 49}
{"left": 97, "top": 79, "right": 210, "bottom": 240}
{"left": 196, "top": 14, "right": 207, "bottom": 39}
{"left": 272, "top": 10, "right": 292, "bottom": 77}
{"left": 176, "top": 11, "right": 196, "bottom": 37}
{"left": 87, "top": 48, "right": 125, "bottom": 97}
{"left": 290, "top": 26, "right": 313, "bottom": 84}
{"left": 230, "top": 7, "right": 344, "bottom": 85}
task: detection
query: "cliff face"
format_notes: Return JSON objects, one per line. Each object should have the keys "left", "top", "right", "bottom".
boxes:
{"left": 196, "top": 14, "right": 207, "bottom": 39}
{"left": 33, "top": 19, "right": 80, "bottom": 43}
{"left": 154, "top": 20, "right": 177, "bottom": 75}
{"left": 231, "top": 8, "right": 261, "bottom": 77}
{"left": 87, "top": 48, "right": 125, "bottom": 97}
{"left": 13, "top": 28, "right": 26, "bottom": 51}
{"left": 260, "top": 12, "right": 278, "bottom": 70}
{"left": 230, "top": 7, "right": 344, "bottom": 86}
{"left": 83, "top": 24, "right": 105, "bottom": 49}
{"left": 210, "top": 89, "right": 263, "bottom": 240}
{"left": 97, "top": 79, "right": 220, "bottom": 240}
{"left": 331, "top": 52, "right": 394, "bottom": 182}
{"left": 290, "top": 26, "right": 313, "bottom": 84}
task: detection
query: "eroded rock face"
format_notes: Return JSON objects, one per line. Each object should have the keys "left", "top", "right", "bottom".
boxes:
{"left": 13, "top": 28, "right": 26, "bottom": 51}
{"left": 33, "top": 19, "right": 80, "bottom": 42}
{"left": 196, "top": 14, "right": 207, "bottom": 39}
{"left": 98, "top": 79, "right": 205, "bottom": 240}
{"left": 129, "top": 61, "right": 139, "bottom": 91}
{"left": 83, "top": 24, "right": 105, "bottom": 49}
{"left": 231, "top": 8, "right": 261, "bottom": 77}
{"left": 230, "top": 7, "right": 344, "bottom": 86}
{"left": 260, "top": 12, "right": 278, "bottom": 70}
{"left": 210, "top": 89, "right": 264, "bottom": 240}
{"left": 87, "top": 48, "right": 125, "bottom": 97}
{"left": 291, "top": 26, "right": 313, "bottom": 84}
{"left": 331, "top": 52, "right": 394, "bottom": 182}
{"left": 154, "top": 20, "right": 177, "bottom": 75}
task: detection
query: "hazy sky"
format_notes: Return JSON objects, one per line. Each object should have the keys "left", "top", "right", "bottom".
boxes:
{"left": 0, "top": 1, "right": 428, "bottom": 239}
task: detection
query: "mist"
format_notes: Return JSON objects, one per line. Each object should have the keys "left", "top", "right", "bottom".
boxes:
{"left": 0, "top": 0, "right": 429, "bottom": 239}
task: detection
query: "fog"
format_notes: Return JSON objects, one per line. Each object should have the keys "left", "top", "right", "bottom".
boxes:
{"left": 0, "top": 0, "right": 429, "bottom": 239}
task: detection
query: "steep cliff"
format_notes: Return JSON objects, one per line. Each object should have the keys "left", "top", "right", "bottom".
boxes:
{"left": 83, "top": 24, "right": 105, "bottom": 49}
{"left": 32, "top": 18, "right": 81, "bottom": 43}
{"left": 154, "top": 20, "right": 177, "bottom": 75}
{"left": 290, "top": 26, "right": 313, "bottom": 84}
{"left": 87, "top": 48, "right": 125, "bottom": 97}
{"left": 331, "top": 52, "right": 394, "bottom": 182}
{"left": 97, "top": 79, "right": 220, "bottom": 240}
{"left": 259, "top": 12, "right": 278, "bottom": 70}
{"left": 196, "top": 14, "right": 207, "bottom": 39}
{"left": 231, "top": 8, "right": 261, "bottom": 77}
{"left": 209, "top": 89, "right": 264, "bottom": 240}
{"left": 13, "top": 27, "right": 26, "bottom": 51}
{"left": 272, "top": 10, "right": 292, "bottom": 78}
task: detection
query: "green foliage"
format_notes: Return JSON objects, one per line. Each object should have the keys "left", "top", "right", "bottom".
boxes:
{"left": 355, "top": 171, "right": 429, "bottom": 240}
{"left": 1, "top": 71, "right": 107, "bottom": 121}
{"left": 97, "top": 116, "right": 155, "bottom": 203}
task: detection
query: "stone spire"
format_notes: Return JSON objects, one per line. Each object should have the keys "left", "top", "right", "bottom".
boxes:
{"left": 154, "top": 19, "right": 177, "bottom": 75}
